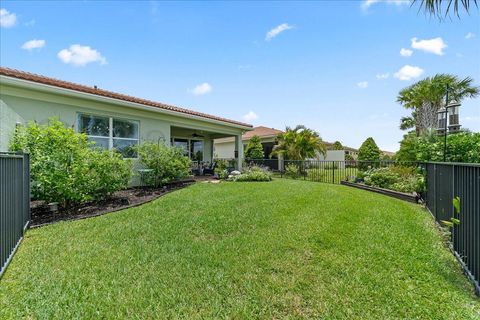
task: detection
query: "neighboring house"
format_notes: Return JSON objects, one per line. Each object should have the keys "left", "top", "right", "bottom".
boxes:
{"left": 0, "top": 67, "right": 252, "bottom": 170}
{"left": 214, "top": 126, "right": 283, "bottom": 159}
{"left": 319, "top": 142, "right": 359, "bottom": 162}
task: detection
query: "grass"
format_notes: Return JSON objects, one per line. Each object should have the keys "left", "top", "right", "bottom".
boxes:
{"left": 1, "top": 179, "right": 478, "bottom": 319}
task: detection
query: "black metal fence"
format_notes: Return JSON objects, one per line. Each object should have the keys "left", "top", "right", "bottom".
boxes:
{"left": 423, "top": 162, "right": 480, "bottom": 294}
{"left": 248, "top": 159, "right": 417, "bottom": 184}
{"left": 0, "top": 152, "right": 30, "bottom": 278}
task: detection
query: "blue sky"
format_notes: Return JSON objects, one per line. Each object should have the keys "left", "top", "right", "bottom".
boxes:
{"left": 1, "top": 1, "right": 479, "bottom": 151}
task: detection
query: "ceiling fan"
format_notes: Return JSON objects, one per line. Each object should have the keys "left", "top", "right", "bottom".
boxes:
{"left": 191, "top": 132, "right": 204, "bottom": 138}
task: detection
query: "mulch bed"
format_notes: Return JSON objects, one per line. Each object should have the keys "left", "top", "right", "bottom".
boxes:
{"left": 29, "top": 180, "right": 195, "bottom": 228}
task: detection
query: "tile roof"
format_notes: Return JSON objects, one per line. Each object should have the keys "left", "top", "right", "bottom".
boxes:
{"left": 215, "top": 126, "right": 283, "bottom": 143}
{"left": 0, "top": 67, "right": 252, "bottom": 128}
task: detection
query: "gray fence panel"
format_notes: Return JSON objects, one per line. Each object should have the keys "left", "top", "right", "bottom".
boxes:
{"left": 424, "top": 162, "right": 480, "bottom": 295}
{"left": 0, "top": 153, "right": 30, "bottom": 278}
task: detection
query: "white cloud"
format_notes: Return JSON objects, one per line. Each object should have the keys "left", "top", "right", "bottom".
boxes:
{"left": 411, "top": 37, "right": 447, "bottom": 55}
{"left": 21, "top": 39, "right": 46, "bottom": 50}
{"left": 191, "top": 83, "right": 212, "bottom": 96}
{"left": 465, "top": 32, "right": 475, "bottom": 39}
{"left": 357, "top": 81, "right": 369, "bottom": 88}
{"left": 57, "top": 44, "right": 107, "bottom": 66}
{"left": 361, "top": 0, "right": 409, "bottom": 10}
{"left": 242, "top": 111, "right": 258, "bottom": 122}
{"left": 265, "top": 23, "right": 294, "bottom": 41}
{"left": 400, "top": 48, "right": 413, "bottom": 57}
{"left": 376, "top": 73, "right": 389, "bottom": 79}
{"left": 394, "top": 65, "right": 424, "bottom": 81}
{"left": 0, "top": 8, "right": 17, "bottom": 28}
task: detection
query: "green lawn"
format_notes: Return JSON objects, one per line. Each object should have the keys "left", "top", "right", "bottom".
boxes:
{"left": 0, "top": 179, "right": 478, "bottom": 319}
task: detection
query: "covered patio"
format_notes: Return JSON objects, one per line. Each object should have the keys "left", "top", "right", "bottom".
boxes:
{"left": 170, "top": 125, "right": 246, "bottom": 173}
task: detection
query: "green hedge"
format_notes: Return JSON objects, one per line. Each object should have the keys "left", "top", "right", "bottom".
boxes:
{"left": 10, "top": 118, "right": 132, "bottom": 206}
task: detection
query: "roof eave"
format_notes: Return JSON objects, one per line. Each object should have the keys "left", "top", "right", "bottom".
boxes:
{"left": 0, "top": 75, "right": 253, "bottom": 131}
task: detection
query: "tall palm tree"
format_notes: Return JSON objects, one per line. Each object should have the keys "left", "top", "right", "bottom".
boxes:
{"left": 271, "top": 125, "right": 326, "bottom": 160}
{"left": 412, "top": 0, "right": 478, "bottom": 19}
{"left": 397, "top": 74, "right": 479, "bottom": 136}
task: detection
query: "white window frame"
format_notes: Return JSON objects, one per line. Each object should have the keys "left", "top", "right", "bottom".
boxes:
{"left": 77, "top": 113, "right": 140, "bottom": 159}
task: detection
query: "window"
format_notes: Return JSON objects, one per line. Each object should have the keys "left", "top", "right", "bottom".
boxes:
{"left": 78, "top": 114, "right": 139, "bottom": 158}
{"left": 171, "top": 138, "right": 203, "bottom": 161}
{"left": 191, "top": 140, "right": 203, "bottom": 161}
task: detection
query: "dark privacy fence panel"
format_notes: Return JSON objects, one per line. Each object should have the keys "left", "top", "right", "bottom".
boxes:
{"left": 0, "top": 153, "right": 30, "bottom": 278}
{"left": 424, "top": 162, "right": 480, "bottom": 294}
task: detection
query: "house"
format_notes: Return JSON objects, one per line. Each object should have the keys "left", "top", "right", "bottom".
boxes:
{"left": 322, "top": 142, "right": 359, "bottom": 161}
{"left": 0, "top": 67, "right": 252, "bottom": 170}
{"left": 214, "top": 126, "right": 283, "bottom": 159}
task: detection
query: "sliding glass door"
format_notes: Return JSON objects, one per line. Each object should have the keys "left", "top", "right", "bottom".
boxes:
{"left": 172, "top": 138, "right": 204, "bottom": 161}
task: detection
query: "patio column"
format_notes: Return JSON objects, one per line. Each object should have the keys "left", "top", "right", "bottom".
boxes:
{"left": 235, "top": 134, "right": 243, "bottom": 171}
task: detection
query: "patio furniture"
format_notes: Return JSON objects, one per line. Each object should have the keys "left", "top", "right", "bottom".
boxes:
{"left": 203, "top": 162, "right": 216, "bottom": 175}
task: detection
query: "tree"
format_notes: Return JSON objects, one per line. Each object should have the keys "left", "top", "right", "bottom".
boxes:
{"left": 412, "top": 0, "right": 478, "bottom": 19}
{"left": 271, "top": 125, "right": 326, "bottom": 160}
{"left": 358, "top": 137, "right": 381, "bottom": 169}
{"left": 331, "top": 141, "right": 344, "bottom": 150}
{"left": 397, "top": 74, "right": 479, "bottom": 136}
{"left": 244, "top": 135, "right": 264, "bottom": 160}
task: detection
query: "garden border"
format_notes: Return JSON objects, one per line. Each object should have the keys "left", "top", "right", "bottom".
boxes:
{"left": 30, "top": 180, "right": 195, "bottom": 229}
{"left": 340, "top": 181, "right": 419, "bottom": 203}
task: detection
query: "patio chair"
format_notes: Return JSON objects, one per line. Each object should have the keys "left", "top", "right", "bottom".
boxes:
{"left": 203, "top": 162, "right": 216, "bottom": 175}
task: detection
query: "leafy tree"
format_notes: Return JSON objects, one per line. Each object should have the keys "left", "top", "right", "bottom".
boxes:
{"left": 331, "top": 141, "right": 344, "bottom": 150}
{"left": 358, "top": 137, "right": 381, "bottom": 169}
{"left": 244, "top": 135, "right": 264, "bottom": 159}
{"left": 271, "top": 125, "right": 326, "bottom": 160}
{"left": 412, "top": 0, "right": 478, "bottom": 19}
{"left": 397, "top": 74, "right": 479, "bottom": 136}
{"left": 396, "top": 132, "right": 420, "bottom": 162}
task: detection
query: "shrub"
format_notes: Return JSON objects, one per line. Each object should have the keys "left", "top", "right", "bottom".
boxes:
{"left": 362, "top": 166, "right": 424, "bottom": 193}
{"left": 82, "top": 150, "right": 133, "bottom": 200}
{"left": 358, "top": 137, "right": 381, "bottom": 170}
{"left": 245, "top": 135, "right": 264, "bottom": 160}
{"left": 234, "top": 166, "right": 272, "bottom": 182}
{"left": 9, "top": 118, "right": 132, "bottom": 205}
{"left": 214, "top": 159, "right": 230, "bottom": 180}
{"left": 285, "top": 163, "right": 301, "bottom": 179}
{"left": 396, "top": 131, "right": 480, "bottom": 163}
{"left": 136, "top": 141, "right": 191, "bottom": 187}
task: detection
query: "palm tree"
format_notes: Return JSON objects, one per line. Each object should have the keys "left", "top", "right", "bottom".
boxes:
{"left": 271, "top": 125, "right": 326, "bottom": 160}
{"left": 397, "top": 74, "right": 479, "bottom": 136}
{"left": 412, "top": 0, "right": 478, "bottom": 19}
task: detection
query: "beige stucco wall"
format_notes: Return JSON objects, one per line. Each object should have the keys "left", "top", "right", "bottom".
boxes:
{"left": 213, "top": 136, "right": 275, "bottom": 159}
{"left": 213, "top": 141, "right": 235, "bottom": 159}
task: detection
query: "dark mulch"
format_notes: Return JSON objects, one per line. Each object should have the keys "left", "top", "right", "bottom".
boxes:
{"left": 30, "top": 180, "right": 195, "bottom": 228}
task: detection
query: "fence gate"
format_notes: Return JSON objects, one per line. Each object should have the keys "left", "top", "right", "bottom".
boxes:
{"left": 0, "top": 152, "right": 30, "bottom": 278}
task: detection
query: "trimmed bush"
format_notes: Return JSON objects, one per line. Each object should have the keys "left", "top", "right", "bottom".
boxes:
{"left": 358, "top": 137, "right": 381, "bottom": 170}
{"left": 234, "top": 166, "right": 272, "bottom": 182}
{"left": 285, "top": 163, "right": 301, "bottom": 179}
{"left": 244, "top": 135, "right": 264, "bottom": 160}
{"left": 136, "top": 141, "right": 191, "bottom": 187}
{"left": 9, "top": 118, "right": 132, "bottom": 205}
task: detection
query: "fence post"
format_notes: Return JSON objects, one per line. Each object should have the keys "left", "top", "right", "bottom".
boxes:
{"left": 332, "top": 161, "right": 335, "bottom": 184}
